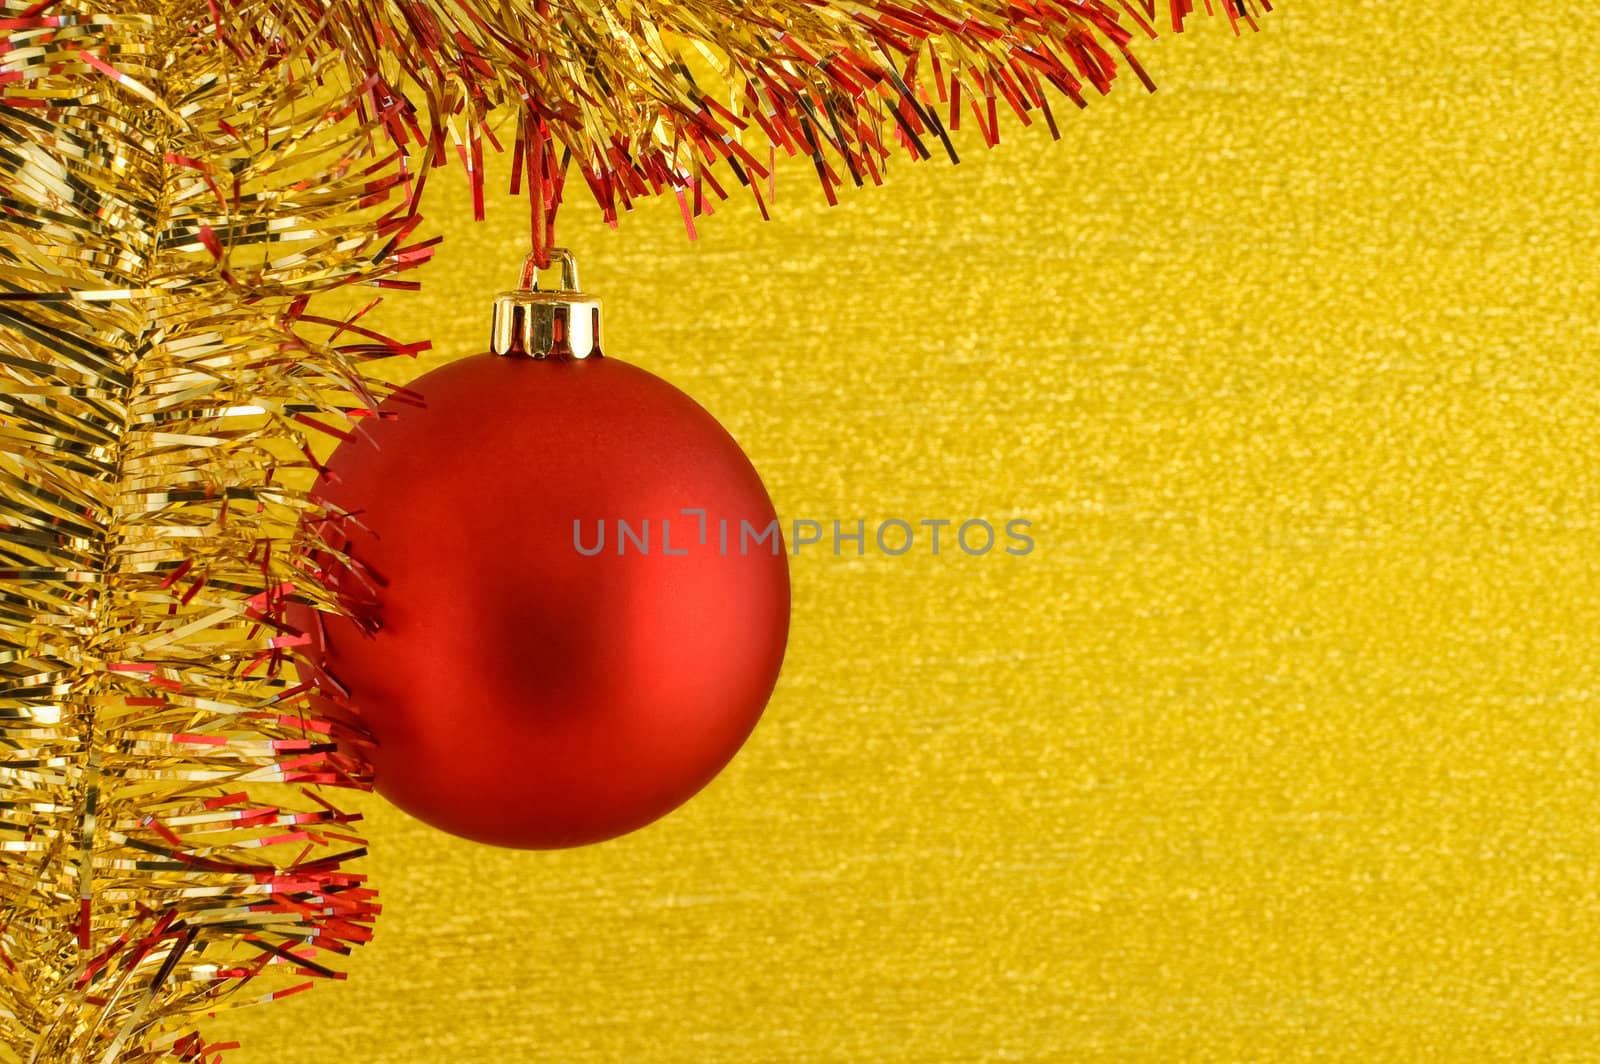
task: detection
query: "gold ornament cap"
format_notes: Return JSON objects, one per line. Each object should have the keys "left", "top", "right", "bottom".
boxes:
{"left": 490, "top": 248, "right": 602, "bottom": 359}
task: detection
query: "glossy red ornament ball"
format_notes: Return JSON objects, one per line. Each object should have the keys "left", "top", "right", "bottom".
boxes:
{"left": 297, "top": 351, "right": 790, "bottom": 849}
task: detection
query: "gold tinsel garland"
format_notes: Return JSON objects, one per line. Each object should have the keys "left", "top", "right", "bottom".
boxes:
{"left": 0, "top": 2, "right": 426, "bottom": 1059}
{"left": 0, "top": 0, "right": 1263, "bottom": 1059}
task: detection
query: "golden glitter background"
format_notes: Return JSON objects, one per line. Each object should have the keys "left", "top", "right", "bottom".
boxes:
{"left": 218, "top": 5, "right": 1600, "bottom": 1060}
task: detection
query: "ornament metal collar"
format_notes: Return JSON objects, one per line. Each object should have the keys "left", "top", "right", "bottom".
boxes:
{"left": 491, "top": 248, "right": 602, "bottom": 360}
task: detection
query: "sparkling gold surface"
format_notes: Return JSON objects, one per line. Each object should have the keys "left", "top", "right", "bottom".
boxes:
{"left": 226, "top": 6, "right": 1600, "bottom": 1060}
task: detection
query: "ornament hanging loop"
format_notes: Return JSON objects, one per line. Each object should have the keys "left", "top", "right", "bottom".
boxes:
{"left": 519, "top": 247, "right": 580, "bottom": 292}
{"left": 492, "top": 247, "right": 601, "bottom": 360}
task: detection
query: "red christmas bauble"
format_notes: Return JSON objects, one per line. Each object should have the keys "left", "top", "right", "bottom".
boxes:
{"left": 296, "top": 352, "right": 790, "bottom": 848}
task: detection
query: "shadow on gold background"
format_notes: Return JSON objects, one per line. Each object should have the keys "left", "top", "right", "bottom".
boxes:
{"left": 217, "top": 5, "right": 1600, "bottom": 1060}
